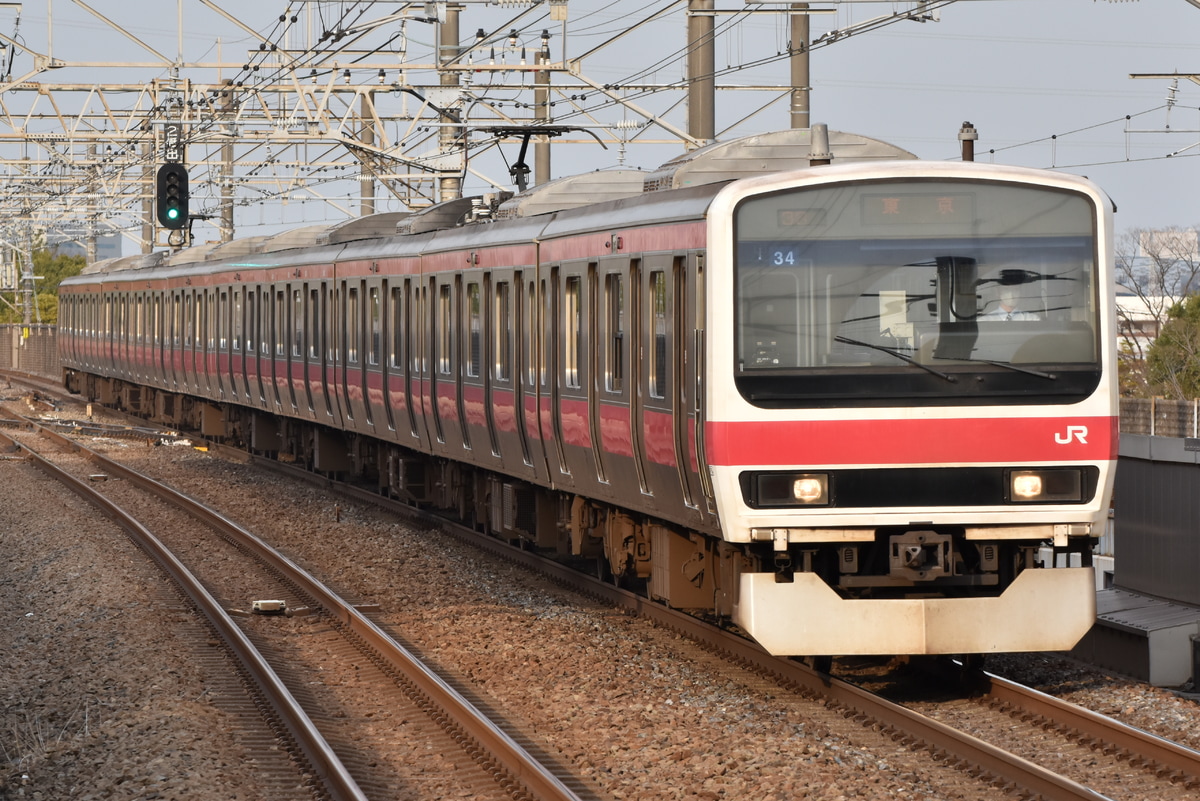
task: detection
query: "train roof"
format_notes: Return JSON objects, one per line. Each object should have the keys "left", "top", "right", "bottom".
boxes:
{"left": 640, "top": 128, "right": 917, "bottom": 192}
{"left": 66, "top": 127, "right": 926, "bottom": 284}
{"left": 494, "top": 170, "right": 646, "bottom": 219}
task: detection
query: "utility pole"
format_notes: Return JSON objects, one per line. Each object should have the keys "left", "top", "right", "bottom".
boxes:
{"left": 220, "top": 81, "right": 235, "bottom": 242}
{"left": 791, "top": 3, "right": 810, "bottom": 130}
{"left": 438, "top": 5, "right": 463, "bottom": 202}
{"left": 361, "top": 92, "right": 376, "bottom": 216}
{"left": 687, "top": 0, "right": 715, "bottom": 146}
{"left": 535, "top": 31, "right": 552, "bottom": 186}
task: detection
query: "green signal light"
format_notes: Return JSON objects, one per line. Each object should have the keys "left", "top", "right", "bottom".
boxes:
{"left": 167, "top": 208, "right": 180, "bottom": 220}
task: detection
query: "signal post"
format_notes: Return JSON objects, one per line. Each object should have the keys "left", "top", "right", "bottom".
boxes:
{"left": 156, "top": 121, "right": 189, "bottom": 248}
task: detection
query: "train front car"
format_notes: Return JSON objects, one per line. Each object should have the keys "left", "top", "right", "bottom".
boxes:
{"left": 704, "top": 160, "right": 1116, "bottom": 656}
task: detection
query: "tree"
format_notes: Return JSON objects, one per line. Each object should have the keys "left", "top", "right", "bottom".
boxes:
{"left": 1115, "top": 226, "right": 1200, "bottom": 396}
{"left": 1146, "top": 294, "right": 1200, "bottom": 399}
{"left": 33, "top": 248, "right": 86, "bottom": 293}
{"left": 0, "top": 248, "right": 85, "bottom": 325}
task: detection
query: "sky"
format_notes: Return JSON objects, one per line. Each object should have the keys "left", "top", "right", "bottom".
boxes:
{"left": 798, "top": 0, "right": 1200, "bottom": 233}
{"left": 5, "top": 0, "right": 1200, "bottom": 246}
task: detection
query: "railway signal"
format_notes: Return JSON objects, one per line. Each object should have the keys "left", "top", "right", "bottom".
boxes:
{"left": 155, "top": 164, "right": 189, "bottom": 229}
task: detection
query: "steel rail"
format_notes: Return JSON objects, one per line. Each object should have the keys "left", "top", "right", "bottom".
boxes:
{"left": 0, "top": 373, "right": 1124, "bottom": 801}
{"left": 271, "top": 460, "right": 1116, "bottom": 801}
{"left": 984, "top": 671, "right": 1200, "bottom": 786}
{"left": 0, "top": 428, "right": 369, "bottom": 801}
{"left": 28, "top": 422, "right": 584, "bottom": 801}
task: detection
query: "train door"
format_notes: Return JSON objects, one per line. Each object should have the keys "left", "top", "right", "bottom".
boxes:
{"left": 216, "top": 288, "right": 229, "bottom": 399}
{"left": 673, "top": 254, "right": 711, "bottom": 519}
{"left": 625, "top": 261, "right": 650, "bottom": 496}
{"left": 322, "top": 282, "right": 342, "bottom": 425}
{"left": 428, "top": 277, "right": 446, "bottom": 446}
{"left": 520, "top": 273, "right": 552, "bottom": 484}
{"left": 181, "top": 291, "right": 195, "bottom": 394}
{"left": 545, "top": 268, "right": 570, "bottom": 481}
{"left": 284, "top": 285, "right": 301, "bottom": 413}
{"left": 365, "top": 281, "right": 382, "bottom": 430}
{"left": 118, "top": 293, "right": 129, "bottom": 379}
{"left": 201, "top": 290, "right": 216, "bottom": 397}
{"left": 690, "top": 253, "right": 716, "bottom": 516}
{"left": 459, "top": 276, "right": 476, "bottom": 453}
{"left": 338, "top": 280, "right": 363, "bottom": 428}
{"left": 404, "top": 277, "right": 427, "bottom": 448}
{"left": 509, "top": 272, "right": 532, "bottom": 467}
{"left": 166, "top": 292, "right": 178, "bottom": 389}
{"left": 306, "top": 284, "right": 323, "bottom": 418}
{"left": 639, "top": 264, "right": 685, "bottom": 513}
{"left": 200, "top": 290, "right": 211, "bottom": 396}
{"left": 101, "top": 293, "right": 111, "bottom": 375}
{"left": 585, "top": 264, "right": 609, "bottom": 487}
{"left": 115, "top": 294, "right": 127, "bottom": 378}
{"left": 232, "top": 288, "right": 245, "bottom": 401}
{"left": 248, "top": 290, "right": 258, "bottom": 403}
{"left": 601, "top": 260, "right": 648, "bottom": 502}
{"left": 381, "top": 281, "right": 399, "bottom": 434}
{"left": 130, "top": 294, "right": 141, "bottom": 381}
{"left": 269, "top": 288, "right": 284, "bottom": 410}
{"left": 488, "top": 274, "right": 517, "bottom": 463}
{"left": 670, "top": 259, "right": 695, "bottom": 510}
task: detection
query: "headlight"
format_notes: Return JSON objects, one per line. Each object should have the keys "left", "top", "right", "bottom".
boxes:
{"left": 750, "top": 472, "right": 830, "bottom": 507}
{"left": 1008, "top": 469, "right": 1083, "bottom": 503}
{"left": 793, "top": 476, "right": 827, "bottom": 503}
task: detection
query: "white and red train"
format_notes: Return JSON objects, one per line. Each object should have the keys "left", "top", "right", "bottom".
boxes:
{"left": 58, "top": 129, "right": 1117, "bottom": 657}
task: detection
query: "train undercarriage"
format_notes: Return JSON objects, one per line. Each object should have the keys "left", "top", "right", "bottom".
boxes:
{"left": 67, "top": 369, "right": 1099, "bottom": 656}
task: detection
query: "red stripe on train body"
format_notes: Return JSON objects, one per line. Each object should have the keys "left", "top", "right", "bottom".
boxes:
{"left": 706, "top": 416, "right": 1118, "bottom": 467}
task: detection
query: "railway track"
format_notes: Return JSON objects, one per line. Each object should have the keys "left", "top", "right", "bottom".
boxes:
{"left": 227, "top": 442, "right": 1200, "bottom": 801}
{"left": 0, "top": 403, "right": 589, "bottom": 801}
{"left": 7, "top": 369, "right": 1200, "bottom": 800}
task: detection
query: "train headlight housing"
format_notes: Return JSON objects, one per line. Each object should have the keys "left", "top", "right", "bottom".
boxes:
{"left": 746, "top": 472, "right": 830, "bottom": 507}
{"left": 1007, "top": 468, "right": 1083, "bottom": 503}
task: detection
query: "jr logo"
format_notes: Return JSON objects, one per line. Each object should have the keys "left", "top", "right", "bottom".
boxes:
{"left": 1055, "top": 425, "right": 1088, "bottom": 445}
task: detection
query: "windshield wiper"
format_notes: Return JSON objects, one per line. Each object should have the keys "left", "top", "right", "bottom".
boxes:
{"left": 932, "top": 354, "right": 1057, "bottom": 380}
{"left": 834, "top": 336, "right": 957, "bottom": 383}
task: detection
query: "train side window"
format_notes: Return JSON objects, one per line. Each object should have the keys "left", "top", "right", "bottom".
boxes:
{"left": 467, "top": 282, "right": 481, "bottom": 378}
{"left": 606, "top": 273, "right": 624, "bottom": 393}
{"left": 368, "top": 286, "right": 381, "bottom": 367}
{"left": 390, "top": 286, "right": 403, "bottom": 369}
{"left": 437, "top": 284, "right": 452, "bottom": 375}
{"left": 650, "top": 270, "right": 667, "bottom": 400}
{"left": 495, "top": 281, "right": 511, "bottom": 381}
{"left": 564, "top": 275, "right": 581, "bottom": 389}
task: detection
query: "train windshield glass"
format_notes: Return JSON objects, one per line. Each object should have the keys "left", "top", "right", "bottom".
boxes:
{"left": 733, "top": 179, "right": 1101, "bottom": 406}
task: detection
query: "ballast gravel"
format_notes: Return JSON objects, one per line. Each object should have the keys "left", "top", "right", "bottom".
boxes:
{"left": 3, "top": 415, "right": 1200, "bottom": 800}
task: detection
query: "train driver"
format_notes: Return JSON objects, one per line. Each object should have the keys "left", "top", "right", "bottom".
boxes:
{"left": 980, "top": 286, "right": 1040, "bottom": 321}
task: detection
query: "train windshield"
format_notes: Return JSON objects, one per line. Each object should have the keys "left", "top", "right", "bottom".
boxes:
{"left": 732, "top": 179, "right": 1101, "bottom": 407}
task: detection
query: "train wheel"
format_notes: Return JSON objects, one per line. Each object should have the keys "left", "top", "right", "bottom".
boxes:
{"left": 804, "top": 655, "right": 833, "bottom": 675}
